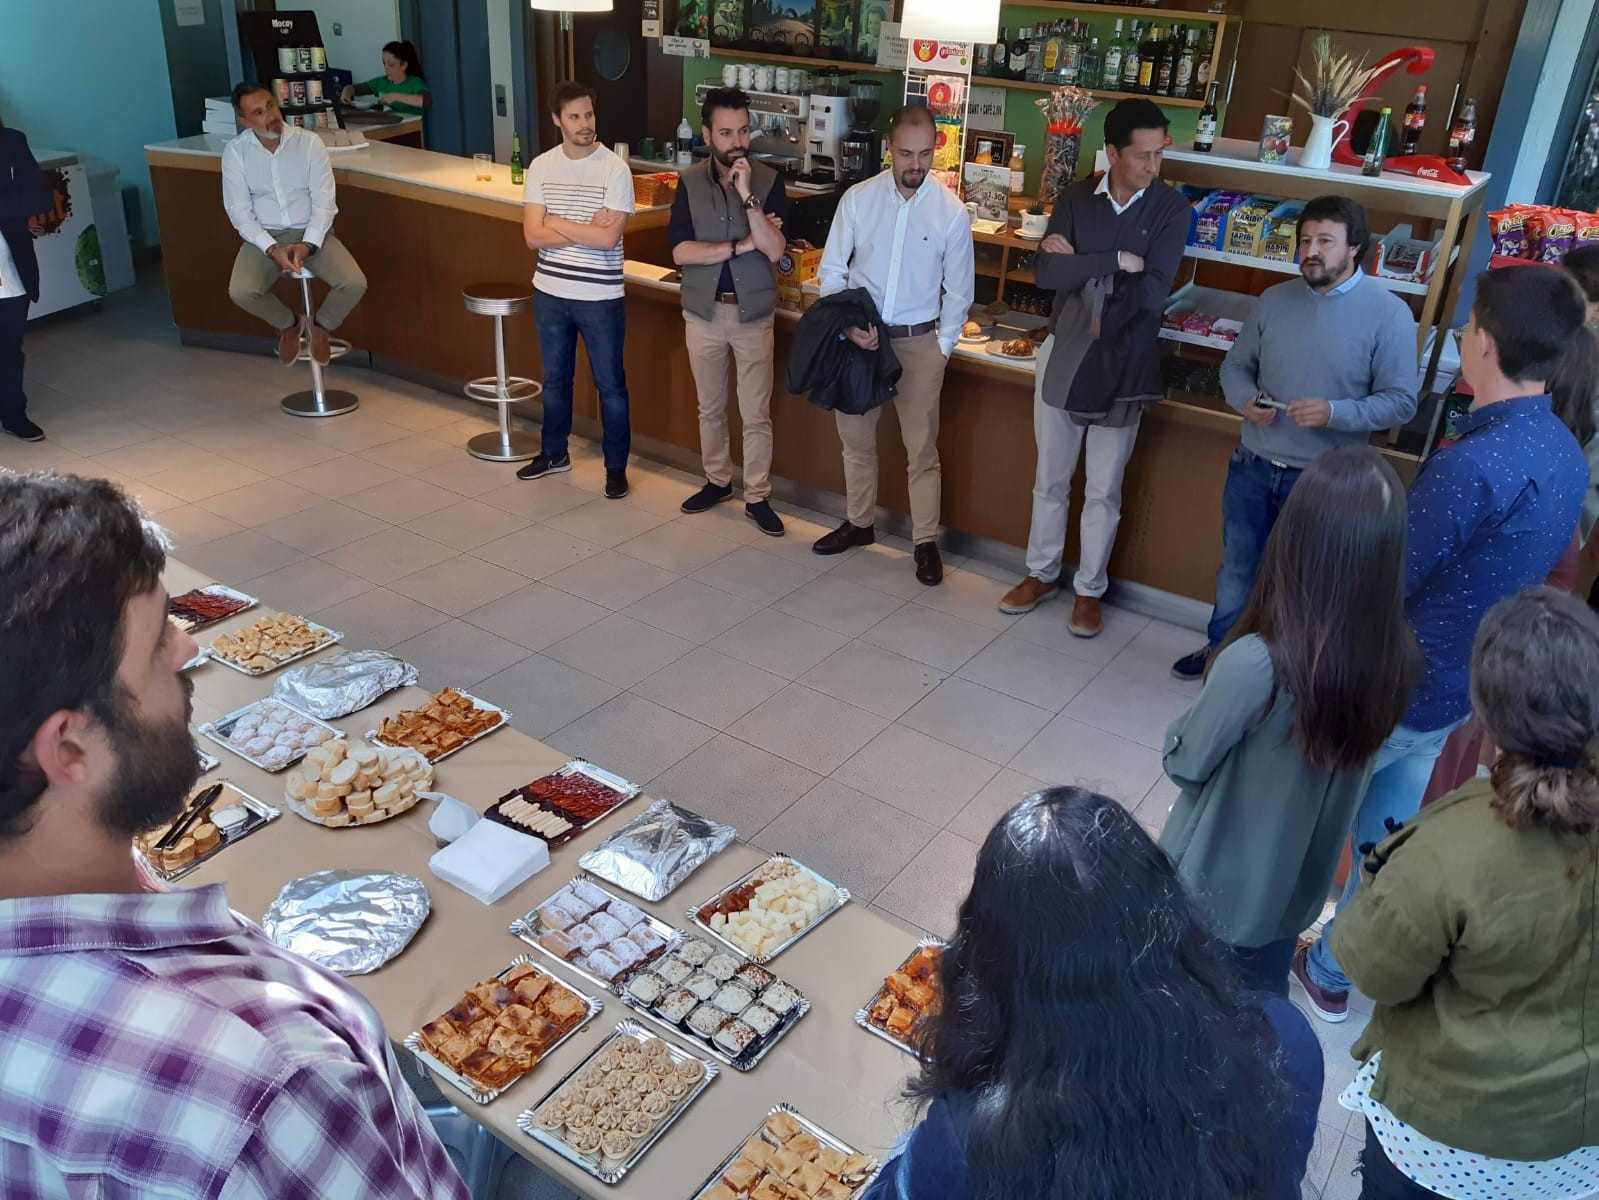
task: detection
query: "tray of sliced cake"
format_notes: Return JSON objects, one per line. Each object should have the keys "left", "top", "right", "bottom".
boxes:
{"left": 855, "top": 939, "right": 943, "bottom": 1056}
{"left": 367, "top": 687, "right": 507, "bottom": 763}
{"left": 689, "top": 1105, "right": 879, "bottom": 1200}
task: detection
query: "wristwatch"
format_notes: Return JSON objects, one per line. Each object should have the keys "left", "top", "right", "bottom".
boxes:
{"left": 742, "top": 193, "right": 760, "bottom": 210}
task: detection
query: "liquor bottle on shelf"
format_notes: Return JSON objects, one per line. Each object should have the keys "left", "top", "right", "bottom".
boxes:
{"left": 1363, "top": 106, "right": 1392, "bottom": 176}
{"left": 975, "top": 40, "right": 991, "bottom": 77}
{"left": 1155, "top": 25, "right": 1178, "bottom": 95}
{"left": 1121, "top": 22, "right": 1142, "bottom": 93}
{"left": 1400, "top": 86, "right": 1427, "bottom": 155}
{"left": 989, "top": 26, "right": 1007, "bottom": 78}
{"left": 1079, "top": 37, "right": 1100, "bottom": 90}
{"left": 1137, "top": 24, "right": 1162, "bottom": 94}
{"left": 1102, "top": 20, "right": 1125, "bottom": 92}
{"left": 1447, "top": 97, "right": 1476, "bottom": 173}
{"left": 1195, "top": 24, "right": 1216, "bottom": 91}
{"left": 1008, "top": 26, "right": 1031, "bottom": 81}
{"left": 1174, "top": 27, "right": 1196, "bottom": 99}
{"left": 1194, "top": 82, "right": 1218, "bottom": 152}
{"left": 1040, "top": 22, "right": 1062, "bottom": 83}
{"left": 1060, "top": 22, "right": 1084, "bottom": 85}
{"left": 510, "top": 132, "right": 524, "bottom": 186}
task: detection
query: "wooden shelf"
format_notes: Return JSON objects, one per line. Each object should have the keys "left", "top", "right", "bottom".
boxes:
{"left": 1008, "top": 268, "right": 1036, "bottom": 284}
{"left": 1006, "top": 1, "right": 1228, "bottom": 24}
{"left": 697, "top": 47, "right": 897, "bottom": 73}
{"left": 1183, "top": 243, "right": 1431, "bottom": 296}
{"left": 975, "top": 263, "right": 1003, "bottom": 279}
{"left": 978, "top": 75, "right": 1205, "bottom": 107}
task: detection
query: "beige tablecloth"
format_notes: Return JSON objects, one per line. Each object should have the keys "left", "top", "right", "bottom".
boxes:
{"left": 169, "top": 561, "right": 924, "bottom": 1199}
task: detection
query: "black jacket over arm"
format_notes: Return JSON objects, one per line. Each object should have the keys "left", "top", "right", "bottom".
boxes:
{"left": 786, "top": 287, "right": 902, "bottom": 415}
{"left": 0, "top": 128, "right": 47, "bottom": 304}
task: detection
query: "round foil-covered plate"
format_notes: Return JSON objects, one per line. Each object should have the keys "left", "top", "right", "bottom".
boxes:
{"left": 262, "top": 868, "right": 430, "bottom": 975}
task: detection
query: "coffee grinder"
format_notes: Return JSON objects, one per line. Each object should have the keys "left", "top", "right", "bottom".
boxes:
{"left": 839, "top": 79, "right": 882, "bottom": 186}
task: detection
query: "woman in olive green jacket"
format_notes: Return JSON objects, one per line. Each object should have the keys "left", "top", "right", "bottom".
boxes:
{"left": 1333, "top": 588, "right": 1599, "bottom": 1199}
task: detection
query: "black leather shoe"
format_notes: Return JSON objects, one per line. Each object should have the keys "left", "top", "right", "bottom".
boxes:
{"left": 516, "top": 452, "right": 570, "bottom": 481}
{"left": 604, "top": 469, "right": 629, "bottom": 499}
{"left": 681, "top": 481, "right": 734, "bottom": 513}
{"left": 812, "top": 520, "right": 875, "bottom": 555}
{"left": 745, "top": 500, "right": 784, "bottom": 536}
{"left": 2, "top": 417, "right": 44, "bottom": 442}
{"left": 914, "top": 541, "right": 943, "bottom": 586}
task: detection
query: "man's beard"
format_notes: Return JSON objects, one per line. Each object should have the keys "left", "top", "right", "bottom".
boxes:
{"left": 714, "top": 146, "right": 746, "bottom": 170}
{"left": 1302, "top": 256, "right": 1349, "bottom": 289}
{"left": 896, "top": 168, "right": 926, "bottom": 191}
{"left": 92, "top": 677, "right": 201, "bottom": 839}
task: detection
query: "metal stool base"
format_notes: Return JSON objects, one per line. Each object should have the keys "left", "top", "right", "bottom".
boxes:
{"left": 467, "top": 429, "right": 539, "bottom": 462}
{"left": 463, "top": 375, "right": 539, "bottom": 403}
{"left": 282, "top": 388, "right": 360, "bottom": 418}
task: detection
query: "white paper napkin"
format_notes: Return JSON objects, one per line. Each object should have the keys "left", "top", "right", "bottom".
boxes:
{"left": 428, "top": 818, "right": 549, "bottom": 905}
{"left": 424, "top": 792, "right": 479, "bottom": 844}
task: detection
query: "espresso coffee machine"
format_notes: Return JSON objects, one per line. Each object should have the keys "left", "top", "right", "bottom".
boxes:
{"left": 804, "top": 91, "right": 853, "bottom": 184}
{"left": 838, "top": 80, "right": 883, "bottom": 186}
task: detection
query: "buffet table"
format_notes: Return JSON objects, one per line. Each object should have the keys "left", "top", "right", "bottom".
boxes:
{"left": 170, "top": 557, "right": 922, "bottom": 1199}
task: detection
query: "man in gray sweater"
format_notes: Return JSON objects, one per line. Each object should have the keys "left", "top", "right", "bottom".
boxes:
{"left": 1172, "top": 196, "right": 1418, "bottom": 679}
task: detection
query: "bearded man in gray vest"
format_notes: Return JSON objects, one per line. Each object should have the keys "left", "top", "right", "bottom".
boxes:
{"left": 668, "top": 87, "right": 790, "bottom": 536}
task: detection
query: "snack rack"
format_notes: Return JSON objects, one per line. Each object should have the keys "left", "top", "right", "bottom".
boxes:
{"left": 901, "top": 38, "right": 974, "bottom": 195}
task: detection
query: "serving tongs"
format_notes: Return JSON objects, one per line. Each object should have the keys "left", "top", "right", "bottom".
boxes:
{"left": 154, "top": 782, "right": 224, "bottom": 850}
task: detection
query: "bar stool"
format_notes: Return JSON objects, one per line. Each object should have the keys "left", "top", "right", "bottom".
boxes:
{"left": 462, "top": 282, "right": 541, "bottom": 462}
{"left": 281, "top": 268, "right": 359, "bottom": 418}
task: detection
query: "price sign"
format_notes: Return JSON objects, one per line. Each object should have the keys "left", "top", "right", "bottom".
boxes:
{"left": 662, "top": 35, "right": 710, "bottom": 58}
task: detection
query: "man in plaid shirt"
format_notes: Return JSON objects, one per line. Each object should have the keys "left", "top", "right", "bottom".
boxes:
{"left": 0, "top": 473, "right": 470, "bottom": 1199}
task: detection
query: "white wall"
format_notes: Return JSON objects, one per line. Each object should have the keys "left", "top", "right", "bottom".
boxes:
{"left": 487, "top": 0, "right": 514, "bottom": 161}
{"left": 1507, "top": 0, "right": 1599, "bottom": 200}
{"left": 303, "top": 0, "right": 401, "bottom": 82}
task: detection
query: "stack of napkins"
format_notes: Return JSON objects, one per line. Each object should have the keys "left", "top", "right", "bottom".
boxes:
{"left": 429, "top": 818, "right": 548, "bottom": 905}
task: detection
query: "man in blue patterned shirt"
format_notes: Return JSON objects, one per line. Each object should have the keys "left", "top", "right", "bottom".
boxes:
{"left": 1296, "top": 266, "right": 1591, "bottom": 1020}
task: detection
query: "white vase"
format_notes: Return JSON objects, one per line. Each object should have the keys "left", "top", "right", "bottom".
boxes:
{"left": 1301, "top": 114, "right": 1349, "bottom": 170}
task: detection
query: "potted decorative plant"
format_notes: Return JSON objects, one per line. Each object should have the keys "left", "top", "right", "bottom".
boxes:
{"left": 1292, "top": 35, "right": 1381, "bottom": 169}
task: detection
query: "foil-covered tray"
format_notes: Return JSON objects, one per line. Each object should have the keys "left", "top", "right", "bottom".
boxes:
{"left": 611, "top": 933, "right": 809, "bottom": 1072}
{"left": 261, "top": 868, "right": 430, "bottom": 975}
{"left": 404, "top": 955, "right": 604, "bottom": 1105}
{"left": 486, "top": 760, "right": 640, "bottom": 847}
{"left": 509, "top": 875, "right": 683, "bottom": 994}
{"left": 273, "top": 649, "right": 419, "bottom": 719}
{"left": 854, "top": 936, "right": 944, "bottom": 1057}
{"left": 516, "top": 1019, "right": 719, "bottom": 1185}
{"left": 204, "top": 616, "right": 343, "bottom": 676}
{"left": 688, "top": 854, "right": 851, "bottom": 964}
{"left": 577, "top": 799, "right": 737, "bottom": 903}
{"left": 199, "top": 698, "right": 345, "bottom": 773}
{"left": 167, "top": 583, "right": 258, "bottom": 634}
{"left": 688, "top": 1104, "right": 882, "bottom": 1199}
{"left": 134, "top": 779, "right": 280, "bottom": 883}
{"left": 365, "top": 688, "right": 509, "bottom": 764}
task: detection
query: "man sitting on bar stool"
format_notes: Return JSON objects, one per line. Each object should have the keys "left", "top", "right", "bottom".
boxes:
{"left": 222, "top": 83, "right": 367, "bottom": 366}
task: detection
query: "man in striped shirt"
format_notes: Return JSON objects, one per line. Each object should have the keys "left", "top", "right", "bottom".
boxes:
{"left": 518, "top": 81, "right": 636, "bottom": 499}
{"left": 0, "top": 472, "right": 470, "bottom": 1200}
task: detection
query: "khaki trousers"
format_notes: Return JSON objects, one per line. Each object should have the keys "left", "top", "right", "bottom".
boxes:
{"left": 683, "top": 305, "right": 775, "bottom": 501}
{"left": 227, "top": 228, "right": 367, "bottom": 332}
{"left": 835, "top": 331, "right": 946, "bottom": 544}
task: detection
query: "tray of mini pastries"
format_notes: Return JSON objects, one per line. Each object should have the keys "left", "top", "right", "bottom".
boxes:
{"left": 133, "top": 779, "right": 280, "bottom": 882}
{"left": 855, "top": 939, "right": 943, "bottom": 1056}
{"left": 689, "top": 1106, "right": 880, "bottom": 1200}
{"left": 517, "top": 1021, "right": 717, "bottom": 1184}
{"left": 367, "top": 686, "right": 507, "bottom": 763}
{"left": 405, "top": 956, "right": 603, "bottom": 1104}
{"left": 511, "top": 876, "right": 682, "bottom": 994}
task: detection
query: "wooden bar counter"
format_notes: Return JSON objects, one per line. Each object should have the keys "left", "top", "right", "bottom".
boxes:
{"left": 145, "top": 133, "right": 1303, "bottom": 611}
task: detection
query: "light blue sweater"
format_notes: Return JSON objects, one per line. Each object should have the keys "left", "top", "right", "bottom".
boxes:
{"left": 1221, "top": 274, "right": 1419, "bottom": 468}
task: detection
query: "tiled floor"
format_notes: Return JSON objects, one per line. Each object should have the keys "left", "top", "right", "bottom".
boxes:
{"left": 4, "top": 271, "right": 1369, "bottom": 1195}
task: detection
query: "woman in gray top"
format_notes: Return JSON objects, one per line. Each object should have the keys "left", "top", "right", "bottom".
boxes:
{"left": 1159, "top": 445, "right": 1421, "bottom": 994}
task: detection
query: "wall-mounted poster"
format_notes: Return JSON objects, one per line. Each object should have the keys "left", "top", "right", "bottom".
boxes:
{"left": 711, "top": 0, "right": 746, "bottom": 47}
{"left": 749, "top": 0, "right": 816, "bottom": 55}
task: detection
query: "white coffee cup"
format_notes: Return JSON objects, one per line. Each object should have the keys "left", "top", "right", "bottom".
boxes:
{"left": 737, "top": 64, "right": 754, "bottom": 90}
{"left": 774, "top": 67, "right": 791, "bottom": 93}
{"left": 1021, "top": 211, "right": 1049, "bottom": 237}
{"left": 754, "top": 66, "right": 774, "bottom": 92}
{"left": 722, "top": 63, "right": 738, "bottom": 86}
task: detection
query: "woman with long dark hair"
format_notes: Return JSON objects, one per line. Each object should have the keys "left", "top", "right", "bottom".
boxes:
{"left": 863, "top": 788, "right": 1321, "bottom": 1200}
{"left": 1159, "top": 444, "right": 1421, "bottom": 994}
{"left": 1333, "top": 588, "right": 1599, "bottom": 1198}
{"left": 340, "top": 40, "right": 430, "bottom": 114}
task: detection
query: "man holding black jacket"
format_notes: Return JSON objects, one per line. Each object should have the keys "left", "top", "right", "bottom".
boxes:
{"left": 997, "top": 99, "right": 1189, "bottom": 636}
{"left": 0, "top": 117, "right": 48, "bottom": 442}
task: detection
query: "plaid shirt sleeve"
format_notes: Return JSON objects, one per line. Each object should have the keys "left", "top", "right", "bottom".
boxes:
{"left": 219, "top": 1055, "right": 471, "bottom": 1200}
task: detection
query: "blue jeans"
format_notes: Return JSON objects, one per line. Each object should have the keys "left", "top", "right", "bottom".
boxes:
{"left": 1229, "top": 936, "right": 1297, "bottom": 998}
{"left": 534, "top": 291, "right": 630, "bottom": 469}
{"left": 1206, "top": 447, "right": 1304, "bottom": 649}
{"left": 1305, "top": 718, "right": 1463, "bottom": 994}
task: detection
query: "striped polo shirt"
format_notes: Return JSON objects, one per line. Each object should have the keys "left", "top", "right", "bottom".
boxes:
{"left": 522, "top": 143, "right": 634, "bottom": 302}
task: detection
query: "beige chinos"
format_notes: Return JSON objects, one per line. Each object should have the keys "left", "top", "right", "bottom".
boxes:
{"left": 683, "top": 304, "right": 776, "bottom": 501}
{"left": 227, "top": 228, "right": 367, "bottom": 332}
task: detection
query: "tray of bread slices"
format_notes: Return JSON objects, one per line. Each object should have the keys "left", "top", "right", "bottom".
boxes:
{"left": 283, "top": 737, "right": 433, "bottom": 827}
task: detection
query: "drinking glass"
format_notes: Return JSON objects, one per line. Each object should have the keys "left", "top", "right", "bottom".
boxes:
{"left": 474, "top": 153, "right": 493, "bottom": 182}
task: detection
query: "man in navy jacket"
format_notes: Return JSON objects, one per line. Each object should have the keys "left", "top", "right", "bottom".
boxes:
{"left": 0, "top": 119, "right": 47, "bottom": 441}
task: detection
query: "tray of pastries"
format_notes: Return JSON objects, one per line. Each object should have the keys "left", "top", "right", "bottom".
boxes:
{"left": 206, "top": 612, "right": 341, "bottom": 675}
{"left": 405, "top": 956, "right": 602, "bottom": 1104}
{"left": 957, "top": 319, "right": 990, "bottom": 344}
{"left": 369, "top": 687, "right": 507, "bottom": 763}
{"left": 690, "top": 1106, "right": 879, "bottom": 1200}
{"left": 987, "top": 337, "right": 1037, "bottom": 361}
{"left": 199, "top": 698, "right": 343, "bottom": 772}
{"left": 283, "top": 738, "right": 433, "bottom": 827}
{"left": 511, "top": 876, "right": 681, "bottom": 994}
{"left": 133, "top": 779, "right": 280, "bottom": 882}
{"left": 517, "top": 1021, "right": 718, "bottom": 1185}
{"left": 611, "top": 933, "right": 809, "bottom": 1072}
{"left": 690, "top": 855, "right": 849, "bottom": 964}
{"left": 486, "top": 760, "right": 639, "bottom": 846}
{"left": 167, "top": 584, "right": 258, "bottom": 634}
{"left": 855, "top": 939, "right": 943, "bottom": 1056}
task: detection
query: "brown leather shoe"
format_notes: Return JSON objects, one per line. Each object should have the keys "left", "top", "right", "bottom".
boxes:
{"left": 277, "top": 319, "right": 302, "bottom": 366}
{"left": 812, "top": 521, "right": 875, "bottom": 555}
{"left": 1068, "top": 594, "right": 1102, "bottom": 638}
{"left": 913, "top": 541, "right": 943, "bottom": 586}
{"left": 999, "top": 575, "right": 1059, "bottom": 615}
{"left": 309, "top": 321, "right": 332, "bottom": 365}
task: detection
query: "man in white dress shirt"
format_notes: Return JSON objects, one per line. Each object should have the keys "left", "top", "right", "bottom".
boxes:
{"left": 813, "top": 104, "right": 975, "bottom": 586}
{"left": 222, "top": 83, "right": 367, "bottom": 365}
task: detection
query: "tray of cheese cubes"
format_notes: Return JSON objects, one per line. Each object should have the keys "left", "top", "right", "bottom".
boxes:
{"left": 283, "top": 737, "right": 435, "bottom": 827}
{"left": 689, "top": 855, "right": 849, "bottom": 964}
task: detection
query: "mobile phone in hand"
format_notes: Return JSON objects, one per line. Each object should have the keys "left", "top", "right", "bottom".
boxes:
{"left": 1251, "top": 393, "right": 1286, "bottom": 410}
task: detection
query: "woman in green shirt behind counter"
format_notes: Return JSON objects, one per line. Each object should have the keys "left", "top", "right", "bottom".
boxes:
{"left": 340, "top": 40, "right": 429, "bottom": 114}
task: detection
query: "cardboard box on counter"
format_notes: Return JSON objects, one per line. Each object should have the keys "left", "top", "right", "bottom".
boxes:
{"left": 777, "top": 241, "right": 824, "bottom": 311}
